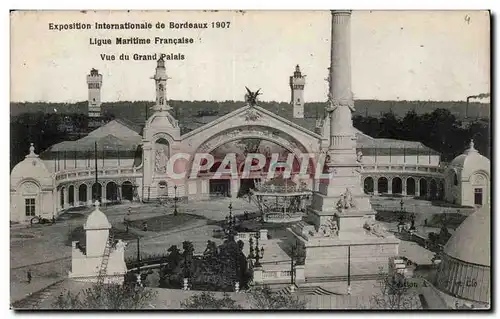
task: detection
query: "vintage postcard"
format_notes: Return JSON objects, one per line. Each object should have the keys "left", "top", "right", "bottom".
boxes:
{"left": 9, "top": 10, "right": 491, "bottom": 310}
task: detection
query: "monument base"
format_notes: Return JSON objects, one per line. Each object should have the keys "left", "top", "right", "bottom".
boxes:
{"left": 287, "top": 216, "right": 400, "bottom": 277}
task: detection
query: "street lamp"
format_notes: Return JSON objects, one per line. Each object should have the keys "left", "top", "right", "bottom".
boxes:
{"left": 249, "top": 234, "right": 265, "bottom": 267}
{"left": 347, "top": 245, "right": 351, "bottom": 295}
{"left": 289, "top": 240, "right": 301, "bottom": 292}
{"left": 173, "top": 185, "right": 178, "bottom": 216}
{"left": 224, "top": 202, "right": 238, "bottom": 241}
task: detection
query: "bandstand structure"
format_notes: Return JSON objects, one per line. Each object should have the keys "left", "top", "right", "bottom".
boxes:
{"left": 251, "top": 176, "right": 311, "bottom": 223}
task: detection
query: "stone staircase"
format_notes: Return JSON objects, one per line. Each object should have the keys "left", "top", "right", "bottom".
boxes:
{"left": 305, "top": 273, "right": 383, "bottom": 283}
{"left": 11, "top": 279, "right": 66, "bottom": 310}
{"left": 277, "top": 285, "right": 340, "bottom": 296}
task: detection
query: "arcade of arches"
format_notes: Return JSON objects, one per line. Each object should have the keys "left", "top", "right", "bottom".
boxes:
{"left": 57, "top": 180, "right": 136, "bottom": 209}
{"left": 200, "top": 138, "right": 313, "bottom": 198}
{"left": 363, "top": 176, "right": 445, "bottom": 200}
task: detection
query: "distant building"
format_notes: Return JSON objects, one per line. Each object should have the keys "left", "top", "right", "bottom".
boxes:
{"left": 290, "top": 64, "right": 306, "bottom": 118}
{"left": 443, "top": 140, "right": 490, "bottom": 207}
{"left": 87, "top": 68, "right": 104, "bottom": 129}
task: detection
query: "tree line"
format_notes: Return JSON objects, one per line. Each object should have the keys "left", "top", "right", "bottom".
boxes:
{"left": 353, "top": 109, "right": 490, "bottom": 162}
{"left": 11, "top": 99, "right": 490, "bottom": 119}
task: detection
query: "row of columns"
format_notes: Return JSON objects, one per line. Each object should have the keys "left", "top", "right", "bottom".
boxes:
{"left": 364, "top": 176, "right": 444, "bottom": 199}
{"left": 58, "top": 182, "right": 128, "bottom": 211}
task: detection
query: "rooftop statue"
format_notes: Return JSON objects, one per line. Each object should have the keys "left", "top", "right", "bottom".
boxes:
{"left": 245, "top": 87, "right": 262, "bottom": 106}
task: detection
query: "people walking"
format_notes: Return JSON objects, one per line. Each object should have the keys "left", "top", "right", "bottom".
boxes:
{"left": 27, "top": 269, "right": 32, "bottom": 284}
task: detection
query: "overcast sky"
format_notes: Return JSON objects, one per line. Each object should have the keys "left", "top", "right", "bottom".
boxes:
{"left": 10, "top": 10, "right": 490, "bottom": 103}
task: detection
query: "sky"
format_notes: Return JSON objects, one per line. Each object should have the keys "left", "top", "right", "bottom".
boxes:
{"left": 10, "top": 10, "right": 490, "bottom": 103}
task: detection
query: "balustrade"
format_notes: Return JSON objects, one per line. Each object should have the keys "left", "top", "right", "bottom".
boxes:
{"left": 360, "top": 164, "right": 444, "bottom": 174}
{"left": 55, "top": 166, "right": 142, "bottom": 184}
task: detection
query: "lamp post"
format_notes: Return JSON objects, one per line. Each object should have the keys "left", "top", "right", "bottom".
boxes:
{"left": 173, "top": 185, "right": 178, "bottom": 216}
{"left": 347, "top": 245, "right": 351, "bottom": 295}
{"left": 289, "top": 240, "right": 301, "bottom": 292}
{"left": 224, "top": 202, "right": 237, "bottom": 241}
{"left": 136, "top": 236, "right": 141, "bottom": 275}
{"left": 249, "top": 233, "right": 265, "bottom": 267}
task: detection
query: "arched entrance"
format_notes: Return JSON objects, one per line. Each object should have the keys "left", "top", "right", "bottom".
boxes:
{"left": 209, "top": 162, "right": 230, "bottom": 197}
{"left": 92, "top": 183, "right": 102, "bottom": 202}
{"left": 122, "top": 181, "right": 134, "bottom": 201}
{"left": 430, "top": 179, "right": 438, "bottom": 200}
{"left": 419, "top": 179, "right": 428, "bottom": 198}
{"left": 68, "top": 185, "right": 75, "bottom": 206}
{"left": 378, "top": 177, "right": 388, "bottom": 194}
{"left": 106, "top": 182, "right": 119, "bottom": 202}
{"left": 78, "top": 184, "right": 87, "bottom": 204}
{"left": 438, "top": 181, "right": 445, "bottom": 200}
{"left": 392, "top": 177, "right": 402, "bottom": 195}
{"left": 364, "top": 177, "right": 374, "bottom": 194}
{"left": 196, "top": 128, "right": 312, "bottom": 199}
{"left": 60, "top": 187, "right": 65, "bottom": 208}
{"left": 406, "top": 177, "right": 416, "bottom": 196}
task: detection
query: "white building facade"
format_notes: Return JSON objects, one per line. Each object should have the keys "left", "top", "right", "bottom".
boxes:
{"left": 9, "top": 59, "right": 488, "bottom": 223}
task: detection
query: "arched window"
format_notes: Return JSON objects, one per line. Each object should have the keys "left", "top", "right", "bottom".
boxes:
{"left": 453, "top": 172, "right": 459, "bottom": 186}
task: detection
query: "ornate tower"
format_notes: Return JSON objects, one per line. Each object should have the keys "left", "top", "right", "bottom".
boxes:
{"left": 141, "top": 57, "right": 182, "bottom": 201}
{"left": 152, "top": 56, "right": 171, "bottom": 112}
{"left": 87, "top": 68, "right": 103, "bottom": 119}
{"left": 290, "top": 65, "right": 306, "bottom": 118}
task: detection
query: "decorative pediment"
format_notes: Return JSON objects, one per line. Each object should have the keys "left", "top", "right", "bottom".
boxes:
{"left": 242, "top": 108, "right": 263, "bottom": 122}
{"left": 20, "top": 181, "right": 39, "bottom": 194}
{"left": 197, "top": 125, "right": 307, "bottom": 154}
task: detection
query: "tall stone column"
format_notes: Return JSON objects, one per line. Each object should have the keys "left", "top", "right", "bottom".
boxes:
{"left": 309, "top": 10, "right": 376, "bottom": 230}
{"left": 101, "top": 183, "right": 106, "bottom": 203}
{"left": 87, "top": 184, "right": 92, "bottom": 206}
{"left": 64, "top": 187, "right": 69, "bottom": 209}
{"left": 328, "top": 10, "right": 355, "bottom": 156}
{"left": 142, "top": 142, "right": 153, "bottom": 197}
{"left": 73, "top": 185, "right": 78, "bottom": 207}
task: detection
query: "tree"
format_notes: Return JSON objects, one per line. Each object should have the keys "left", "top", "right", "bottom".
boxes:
{"left": 52, "top": 282, "right": 157, "bottom": 310}
{"left": 181, "top": 292, "right": 243, "bottom": 309}
{"left": 369, "top": 269, "right": 421, "bottom": 309}
{"left": 247, "top": 285, "right": 307, "bottom": 309}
